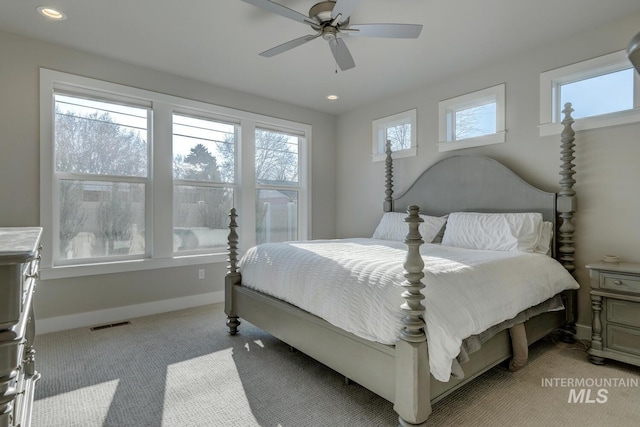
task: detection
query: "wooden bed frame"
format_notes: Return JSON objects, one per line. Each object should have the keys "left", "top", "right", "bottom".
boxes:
{"left": 224, "top": 104, "right": 578, "bottom": 426}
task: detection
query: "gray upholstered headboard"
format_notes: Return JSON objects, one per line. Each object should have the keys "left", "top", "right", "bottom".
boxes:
{"left": 387, "top": 155, "right": 557, "bottom": 257}
{"left": 392, "top": 155, "right": 557, "bottom": 224}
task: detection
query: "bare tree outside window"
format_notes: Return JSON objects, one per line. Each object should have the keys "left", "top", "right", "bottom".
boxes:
{"left": 386, "top": 123, "right": 411, "bottom": 152}
{"left": 255, "top": 129, "right": 299, "bottom": 185}
{"left": 58, "top": 181, "right": 86, "bottom": 255}
{"left": 453, "top": 103, "right": 496, "bottom": 140}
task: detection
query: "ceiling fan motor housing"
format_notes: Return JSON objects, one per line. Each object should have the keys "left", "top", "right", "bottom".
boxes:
{"left": 309, "top": 1, "right": 349, "bottom": 40}
{"left": 309, "top": 1, "right": 336, "bottom": 23}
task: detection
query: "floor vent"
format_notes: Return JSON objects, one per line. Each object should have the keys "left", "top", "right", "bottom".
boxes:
{"left": 90, "top": 321, "right": 131, "bottom": 331}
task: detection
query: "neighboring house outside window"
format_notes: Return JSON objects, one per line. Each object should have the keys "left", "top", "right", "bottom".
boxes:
{"left": 40, "top": 69, "right": 311, "bottom": 279}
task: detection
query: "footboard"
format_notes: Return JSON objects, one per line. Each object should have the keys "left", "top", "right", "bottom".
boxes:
{"left": 224, "top": 206, "right": 434, "bottom": 426}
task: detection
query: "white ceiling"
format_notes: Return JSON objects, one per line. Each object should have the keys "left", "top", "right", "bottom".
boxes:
{"left": 2, "top": 0, "right": 640, "bottom": 115}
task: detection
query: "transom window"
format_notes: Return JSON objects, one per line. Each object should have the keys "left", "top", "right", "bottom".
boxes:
{"left": 438, "top": 84, "right": 506, "bottom": 152}
{"left": 371, "top": 109, "right": 417, "bottom": 162}
{"left": 539, "top": 50, "right": 640, "bottom": 135}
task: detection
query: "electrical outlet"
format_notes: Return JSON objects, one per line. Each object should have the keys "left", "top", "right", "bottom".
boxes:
{"left": 198, "top": 269, "right": 205, "bottom": 279}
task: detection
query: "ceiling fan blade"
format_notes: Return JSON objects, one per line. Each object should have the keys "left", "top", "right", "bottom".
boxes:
{"left": 241, "top": 0, "right": 317, "bottom": 26}
{"left": 329, "top": 37, "right": 355, "bottom": 71}
{"left": 331, "top": 0, "right": 362, "bottom": 23}
{"left": 346, "top": 23, "right": 423, "bottom": 38}
{"left": 259, "top": 33, "right": 321, "bottom": 57}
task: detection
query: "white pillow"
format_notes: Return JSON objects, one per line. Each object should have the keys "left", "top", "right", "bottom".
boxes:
{"left": 534, "top": 221, "right": 554, "bottom": 255}
{"left": 441, "top": 212, "right": 543, "bottom": 253}
{"left": 372, "top": 212, "right": 448, "bottom": 243}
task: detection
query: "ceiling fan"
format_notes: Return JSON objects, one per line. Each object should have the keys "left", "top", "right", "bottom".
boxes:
{"left": 241, "top": 0, "right": 423, "bottom": 71}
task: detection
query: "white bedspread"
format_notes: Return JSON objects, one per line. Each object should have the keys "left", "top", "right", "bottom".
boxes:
{"left": 238, "top": 238, "right": 579, "bottom": 382}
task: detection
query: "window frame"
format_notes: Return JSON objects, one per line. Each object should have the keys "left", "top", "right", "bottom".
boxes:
{"left": 438, "top": 84, "right": 506, "bottom": 152}
{"left": 40, "top": 69, "right": 311, "bottom": 279}
{"left": 539, "top": 50, "right": 640, "bottom": 136}
{"left": 371, "top": 109, "right": 417, "bottom": 162}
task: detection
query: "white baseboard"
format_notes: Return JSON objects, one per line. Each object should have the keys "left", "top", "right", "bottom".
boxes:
{"left": 36, "top": 291, "right": 224, "bottom": 335}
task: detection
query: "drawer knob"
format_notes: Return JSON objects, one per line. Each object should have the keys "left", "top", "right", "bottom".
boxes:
{"left": 613, "top": 280, "right": 624, "bottom": 286}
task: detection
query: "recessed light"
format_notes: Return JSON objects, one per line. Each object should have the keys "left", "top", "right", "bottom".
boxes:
{"left": 37, "top": 6, "right": 67, "bottom": 20}
{"left": 327, "top": 95, "right": 339, "bottom": 101}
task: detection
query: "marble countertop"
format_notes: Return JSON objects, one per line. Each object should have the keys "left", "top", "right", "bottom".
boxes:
{"left": 0, "top": 227, "right": 43, "bottom": 263}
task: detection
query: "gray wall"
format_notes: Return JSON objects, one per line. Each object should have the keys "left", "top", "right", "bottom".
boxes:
{"left": 336, "top": 13, "right": 640, "bottom": 332}
{"left": 0, "top": 30, "right": 337, "bottom": 320}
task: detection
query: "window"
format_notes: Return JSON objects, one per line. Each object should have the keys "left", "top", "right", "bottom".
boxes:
{"left": 438, "top": 84, "right": 506, "bottom": 152}
{"left": 53, "top": 93, "right": 150, "bottom": 263}
{"left": 40, "top": 69, "right": 311, "bottom": 278}
{"left": 372, "top": 109, "right": 417, "bottom": 162}
{"left": 539, "top": 50, "right": 640, "bottom": 136}
{"left": 255, "top": 128, "right": 300, "bottom": 244}
{"left": 172, "top": 113, "right": 236, "bottom": 253}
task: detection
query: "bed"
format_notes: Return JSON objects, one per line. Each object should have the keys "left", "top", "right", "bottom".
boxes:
{"left": 224, "top": 104, "right": 579, "bottom": 426}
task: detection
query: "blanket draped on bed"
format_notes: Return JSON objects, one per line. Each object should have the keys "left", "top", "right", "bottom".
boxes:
{"left": 238, "top": 238, "right": 579, "bottom": 382}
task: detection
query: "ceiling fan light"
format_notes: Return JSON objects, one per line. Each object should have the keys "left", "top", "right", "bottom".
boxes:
{"left": 327, "top": 95, "right": 339, "bottom": 101}
{"left": 37, "top": 6, "right": 67, "bottom": 20}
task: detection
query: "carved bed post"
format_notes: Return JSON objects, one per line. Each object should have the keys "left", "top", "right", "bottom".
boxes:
{"left": 557, "top": 103, "right": 577, "bottom": 342}
{"left": 395, "top": 206, "right": 430, "bottom": 427}
{"left": 225, "top": 208, "right": 241, "bottom": 335}
{"left": 384, "top": 140, "right": 394, "bottom": 212}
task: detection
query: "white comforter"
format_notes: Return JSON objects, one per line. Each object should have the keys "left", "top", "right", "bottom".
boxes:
{"left": 238, "top": 238, "right": 579, "bottom": 382}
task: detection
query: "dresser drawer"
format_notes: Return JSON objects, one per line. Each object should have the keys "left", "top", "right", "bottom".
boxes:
{"left": 0, "top": 264, "right": 24, "bottom": 328}
{"left": 607, "top": 299, "right": 640, "bottom": 328}
{"left": 601, "top": 273, "right": 640, "bottom": 294}
{"left": 607, "top": 324, "right": 640, "bottom": 357}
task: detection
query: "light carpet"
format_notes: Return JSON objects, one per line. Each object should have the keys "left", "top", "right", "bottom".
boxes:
{"left": 32, "top": 303, "right": 640, "bottom": 426}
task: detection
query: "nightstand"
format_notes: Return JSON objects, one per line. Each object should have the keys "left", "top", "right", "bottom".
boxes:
{"left": 586, "top": 261, "right": 640, "bottom": 367}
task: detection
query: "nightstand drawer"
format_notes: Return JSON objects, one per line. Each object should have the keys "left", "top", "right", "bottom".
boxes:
{"left": 607, "top": 299, "right": 640, "bottom": 328}
{"left": 607, "top": 324, "right": 640, "bottom": 357}
{"left": 602, "top": 273, "right": 640, "bottom": 293}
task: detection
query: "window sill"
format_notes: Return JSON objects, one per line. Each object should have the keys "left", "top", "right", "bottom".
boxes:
{"left": 437, "top": 132, "right": 506, "bottom": 152}
{"left": 372, "top": 147, "right": 417, "bottom": 162}
{"left": 538, "top": 108, "right": 640, "bottom": 136}
{"left": 39, "top": 252, "right": 229, "bottom": 280}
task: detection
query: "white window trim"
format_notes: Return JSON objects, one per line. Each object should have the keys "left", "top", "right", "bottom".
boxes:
{"left": 40, "top": 69, "right": 311, "bottom": 279}
{"left": 371, "top": 109, "right": 417, "bottom": 162}
{"left": 539, "top": 50, "right": 640, "bottom": 136}
{"left": 437, "top": 84, "right": 506, "bottom": 152}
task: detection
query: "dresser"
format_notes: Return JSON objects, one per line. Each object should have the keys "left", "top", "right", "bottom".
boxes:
{"left": 0, "top": 228, "right": 42, "bottom": 427}
{"left": 586, "top": 261, "right": 640, "bottom": 367}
